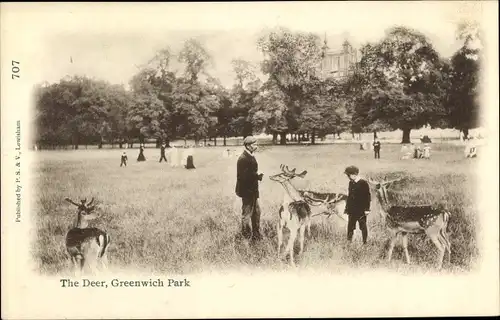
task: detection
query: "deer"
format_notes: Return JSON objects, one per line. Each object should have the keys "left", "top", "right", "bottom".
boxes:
{"left": 278, "top": 165, "right": 348, "bottom": 221}
{"left": 269, "top": 165, "right": 311, "bottom": 266}
{"left": 367, "top": 177, "right": 452, "bottom": 269}
{"left": 65, "top": 197, "right": 111, "bottom": 276}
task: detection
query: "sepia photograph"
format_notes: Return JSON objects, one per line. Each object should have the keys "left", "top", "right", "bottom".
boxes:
{"left": 1, "top": 1, "right": 498, "bottom": 318}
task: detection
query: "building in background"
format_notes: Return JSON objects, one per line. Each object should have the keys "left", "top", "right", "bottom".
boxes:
{"left": 320, "top": 35, "right": 361, "bottom": 80}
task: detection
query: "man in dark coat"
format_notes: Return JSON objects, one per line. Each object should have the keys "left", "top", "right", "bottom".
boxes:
{"left": 159, "top": 144, "right": 167, "bottom": 163}
{"left": 344, "top": 166, "right": 371, "bottom": 244}
{"left": 235, "top": 136, "right": 264, "bottom": 241}
{"left": 373, "top": 139, "right": 381, "bottom": 159}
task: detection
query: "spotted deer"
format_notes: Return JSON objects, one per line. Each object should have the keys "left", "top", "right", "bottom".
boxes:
{"left": 65, "top": 197, "right": 111, "bottom": 276}
{"left": 367, "top": 178, "right": 452, "bottom": 269}
{"left": 269, "top": 165, "right": 311, "bottom": 266}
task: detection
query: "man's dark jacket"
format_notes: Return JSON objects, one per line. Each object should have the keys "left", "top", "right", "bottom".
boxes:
{"left": 345, "top": 179, "right": 371, "bottom": 216}
{"left": 235, "top": 150, "right": 261, "bottom": 199}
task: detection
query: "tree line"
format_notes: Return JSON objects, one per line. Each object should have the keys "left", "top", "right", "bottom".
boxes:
{"left": 34, "top": 23, "right": 481, "bottom": 149}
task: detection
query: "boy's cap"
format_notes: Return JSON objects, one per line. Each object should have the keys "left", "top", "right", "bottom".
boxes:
{"left": 243, "top": 136, "right": 257, "bottom": 145}
{"left": 344, "top": 166, "right": 359, "bottom": 175}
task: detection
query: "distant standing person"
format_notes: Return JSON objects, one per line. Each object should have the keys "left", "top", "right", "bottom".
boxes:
{"left": 137, "top": 145, "right": 146, "bottom": 162}
{"left": 423, "top": 144, "right": 431, "bottom": 159}
{"left": 344, "top": 166, "right": 371, "bottom": 244}
{"left": 159, "top": 144, "right": 167, "bottom": 163}
{"left": 373, "top": 139, "right": 381, "bottom": 159}
{"left": 120, "top": 152, "right": 128, "bottom": 167}
{"left": 184, "top": 146, "right": 195, "bottom": 169}
{"left": 235, "top": 136, "right": 264, "bottom": 242}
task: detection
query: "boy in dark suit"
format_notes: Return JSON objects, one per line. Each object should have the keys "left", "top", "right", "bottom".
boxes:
{"left": 344, "top": 166, "right": 371, "bottom": 244}
{"left": 235, "top": 136, "right": 264, "bottom": 242}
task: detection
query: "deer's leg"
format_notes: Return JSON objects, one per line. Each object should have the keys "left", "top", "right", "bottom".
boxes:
{"left": 286, "top": 227, "right": 297, "bottom": 267}
{"left": 427, "top": 231, "right": 446, "bottom": 269}
{"left": 277, "top": 221, "right": 283, "bottom": 259}
{"left": 75, "top": 255, "right": 84, "bottom": 277}
{"left": 387, "top": 230, "right": 398, "bottom": 262}
{"left": 306, "top": 217, "right": 311, "bottom": 238}
{"left": 100, "top": 253, "right": 109, "bottom": 271}
{"left": 298, "top": 224, "right": 306, "bottom": 256}
{"left": 440, "top": 229, "right": 452, "bottom": 263}
{"left": 401, "top": 232, "right": 411, "bottom": 264}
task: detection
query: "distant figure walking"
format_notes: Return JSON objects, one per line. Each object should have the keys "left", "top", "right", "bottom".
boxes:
{"left": 159, "top": 144, "right": 167, "bottom": 163}
{"left": 120, "top": 152, "right": 128, "bottom": 167}
{"left": 137, "top": 145, "right": 146, "bottom": 162}
{"left": 373, "top": 139, "right": 381, "bottom": 159}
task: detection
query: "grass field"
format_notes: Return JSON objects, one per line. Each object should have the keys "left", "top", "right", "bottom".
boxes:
{"left": 32, "top": 143, "right": 479, "bottom": 275}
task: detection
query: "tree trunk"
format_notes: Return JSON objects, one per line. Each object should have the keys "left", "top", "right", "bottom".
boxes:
{"left": 214, "top": 136, "right": 217, "bottom": 146}
{"left": 279, "top": 132, "right": 287, "bottom": 145}
{"left": 401, "top": 128, "right": 411, "bottom": 144}
{"left": 119, "top": 141, "right": 123, "bottom": 149}
{"left": 223, "top": 135, "right": 227, "bottom": 146}
{"left": 204, "top": 137, "right": 207, "bottom": 146}
{"left": 463, "top": 128, "right": 469, "bottom": 140}
{"left": 272, "top": 133, "right": 278, "bottom": 145}
{"left": 298, "top": 134, "right": 302, "bottom": 143}
{"left": 373, "top": 131, "right": 378, "bottom": 140}
{"left": 311, "top": 130, "right": 316, "bottom": 145}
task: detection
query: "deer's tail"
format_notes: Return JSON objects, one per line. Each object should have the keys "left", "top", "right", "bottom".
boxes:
{"left": 97, "top": 233, "right": 111, "bottom": 258}
{"left": 442, "top": 211, "right": 451, "bottom": 228}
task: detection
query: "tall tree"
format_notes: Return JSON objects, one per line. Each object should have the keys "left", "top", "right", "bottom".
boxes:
{"left": 230, "top": 59, "right": 261, "bottom": 139}
{"left": 178, "top": 38, "right": 212, "bottom": 83}
{"left": 356, "top": 26, "right": 448, "bottom": 143}
{"left": 447, "top": 21, "right": 482, "bottom": 139}
{"left": 257, "top": 27, "right": 323, "bottom": 144}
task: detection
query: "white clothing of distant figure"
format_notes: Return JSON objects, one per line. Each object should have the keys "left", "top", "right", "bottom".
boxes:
{"left": 423, "top": 144, "right": 431, "bottom": 159}
{"left": 464, "top": 139, "right": 477, "bottom": 158}
{"left": 169, "top": 147, "right": 180, "bottom": 167}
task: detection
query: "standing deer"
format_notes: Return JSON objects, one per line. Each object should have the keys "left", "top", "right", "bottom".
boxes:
{"left": 367, "top": 178, "right": 452, "bottom": 269}
{"left": 65, "top": 197, "right": 111, "bottom": 276}
{"left": 269, "top": 165, "right": 311, "bottom": 266}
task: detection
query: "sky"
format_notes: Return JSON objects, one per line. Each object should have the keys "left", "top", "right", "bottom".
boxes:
{"left": 17, "top": 1, "right": 485, "bottom": 89}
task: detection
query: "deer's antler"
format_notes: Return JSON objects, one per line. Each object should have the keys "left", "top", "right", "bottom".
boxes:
{"left": 281, "top": 164, "right": 297, "bottom": 176}
{"left": 87, "top": 197, "right": 95, "bottom": 206}
{"left": 65, "top": 198, "right": 80, "bottom": 207}
{"left": 285, "top": 165, "right": 296, "bottom": 174}
{"left": 296, "top": 170, "right": 308, "bottom": 178}
{"left": 383, "top": 177, "right": 404, "bottom": 185}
